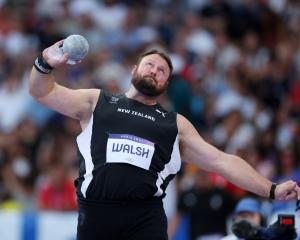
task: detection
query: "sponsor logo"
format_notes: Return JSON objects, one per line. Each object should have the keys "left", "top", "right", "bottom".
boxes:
{"left": 155, "top": 109, "right": 166, "bottom": 117}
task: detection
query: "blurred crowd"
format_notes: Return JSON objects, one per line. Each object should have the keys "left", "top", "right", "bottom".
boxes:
{"left": 0, "top": 0, "right": 300, "bottom": 239}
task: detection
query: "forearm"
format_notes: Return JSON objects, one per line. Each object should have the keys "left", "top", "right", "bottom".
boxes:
{"left": 29, "top": 67, "right": 55, "bottom": 99}
{"left": 179, "top": 115, "right": 300, "bottom": 201}
{"left": 217, "top": 153, "right": 272, "bottom": 198}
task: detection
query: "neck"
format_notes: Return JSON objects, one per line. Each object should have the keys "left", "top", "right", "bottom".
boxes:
{"left": 125, "top": 85, "right": 158, "bottom": 105}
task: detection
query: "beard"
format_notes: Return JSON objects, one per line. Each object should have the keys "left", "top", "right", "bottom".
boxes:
{"left": 132, "top": 70, "right": 168, "bottom": 97}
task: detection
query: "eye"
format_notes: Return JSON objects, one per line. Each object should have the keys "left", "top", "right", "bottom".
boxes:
{"left": 146, "top": 62, "right": 154, "bottom": 67}
{"left": 158, "top": 67, "right": 166, "bottom": 75}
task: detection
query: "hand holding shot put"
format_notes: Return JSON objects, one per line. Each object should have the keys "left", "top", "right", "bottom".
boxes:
{"left": 29, "top": 36, "right": 300, "bottom": 240}
{"left": 36, "top": 34, "right": 89, "bottom": 71}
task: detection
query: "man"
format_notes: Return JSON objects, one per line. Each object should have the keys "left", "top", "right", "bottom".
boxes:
{"left": 221, "top": 197, "right": 264, "bottom": 240}
{"left": 223, "top": 197, "right": 297, "bottom": 240}
{"left": 169, "top": 170, "right": 236, "bottom": 240}
{"left": 29, "top": 39, "right": 300, "bottom": 240}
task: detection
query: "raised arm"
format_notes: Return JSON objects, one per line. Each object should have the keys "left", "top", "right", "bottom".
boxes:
{"left": 29, "top": 40, "right": 99, "bottom": 129}
{"left": 177, "top": 114, "right": 300, "bottom": 201}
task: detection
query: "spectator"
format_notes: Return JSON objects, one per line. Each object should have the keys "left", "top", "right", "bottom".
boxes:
{"left": 221, "top": 197, "right": 265, "bottom": 240}
{"left": 169, "top": 170, "right": 236, "bottom": 240}
{"left": 36, "top": 160, "right": 77, "bottom": 211}
{"left": 0, "top": 2, "right": 299, "bottom": 238}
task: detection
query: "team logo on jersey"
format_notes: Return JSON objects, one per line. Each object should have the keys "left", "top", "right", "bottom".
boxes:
{"left": 155, "top": 109, "right": 166, "bottom": 117}
{"left": 109, "top": 96, "right": 119, "bottom": 104}
{"left": 106, "top": 133, "right": 155, "bottom": 170}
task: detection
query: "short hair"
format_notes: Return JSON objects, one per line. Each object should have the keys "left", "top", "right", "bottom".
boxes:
{"left": 137, "top": 49, "right": 173, "bottom": 77}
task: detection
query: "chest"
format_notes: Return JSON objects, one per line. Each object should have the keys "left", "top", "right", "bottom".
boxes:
{"left": 94, "top": 99, "right": 176, "bottom": 143}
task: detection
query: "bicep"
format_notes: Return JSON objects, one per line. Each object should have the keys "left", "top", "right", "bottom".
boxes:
{"left": 37, "top": 83, "right": 100, "bottom": 121}
{"left": 177, "top": 114, "right": 224, "bottom": 171}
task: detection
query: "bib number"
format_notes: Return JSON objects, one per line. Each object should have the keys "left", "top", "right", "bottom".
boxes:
{"left": 106, "top": 134, "right": 155, "bottom": 170}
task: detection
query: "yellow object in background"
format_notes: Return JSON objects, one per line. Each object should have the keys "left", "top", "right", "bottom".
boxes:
{"left": 0, "top": 200, "right": 22, "bottom": 211}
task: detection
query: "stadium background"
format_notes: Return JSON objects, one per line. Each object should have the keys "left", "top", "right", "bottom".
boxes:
{"left": 0, "top": 0, "right": 300, "bottom": 239}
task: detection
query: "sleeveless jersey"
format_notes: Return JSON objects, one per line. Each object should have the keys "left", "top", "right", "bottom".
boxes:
{"left": 75, "top": 90, "right": 181, "bottom": 201}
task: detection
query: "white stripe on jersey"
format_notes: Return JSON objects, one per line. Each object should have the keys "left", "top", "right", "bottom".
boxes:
{"left": 154, "top": 135, "right": 181, "bottom": 196}
{"left": 76, "top": 115, "right": 94, "bottom": 198}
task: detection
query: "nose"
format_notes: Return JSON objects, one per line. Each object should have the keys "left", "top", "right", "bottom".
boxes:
{"left": 149, "top": 67, "right": 157, "bottom": 76}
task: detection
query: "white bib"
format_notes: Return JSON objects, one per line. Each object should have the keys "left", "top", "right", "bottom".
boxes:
{"left": 106, "top": 134, "right": 155, "bottom": 170}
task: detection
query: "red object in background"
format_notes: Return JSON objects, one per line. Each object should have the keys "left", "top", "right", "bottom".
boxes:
{"left": 208, "top": 172, "right": 247, "bottom": 198}
{"left": 279, "top": 214, "right": 295, "bottom": 226}
{"left": 281, "top": 218, "right": 294, "bottom": 225}
{"left": 289, "top": 81, "right": 300, "bottom": 107}
{"left": 37, "top": 179, "right": 77, "bottom": 211}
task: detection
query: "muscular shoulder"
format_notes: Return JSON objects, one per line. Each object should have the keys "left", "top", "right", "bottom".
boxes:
{"left": 89, "top": 88, "right": 101, "bottom": 111}
{"left": 77, "top": 88, "right": 100, "bottom": 117}
{"left": 78, "top": 88, "right": 100, "bottom": 128}
{"left": 176, "top": 114, "right": 193, "bottom": 135}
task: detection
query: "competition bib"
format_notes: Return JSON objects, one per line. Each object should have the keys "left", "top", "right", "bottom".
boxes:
{"left": 106, "top": 134, "right": 155, "bottom": 170}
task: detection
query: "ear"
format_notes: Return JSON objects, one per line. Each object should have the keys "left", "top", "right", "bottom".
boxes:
{"left": 132, "top": 65, "right": 137, "bottom": 75}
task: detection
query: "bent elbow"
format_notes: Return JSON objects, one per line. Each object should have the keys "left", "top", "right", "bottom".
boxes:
{"left": 28, "top": 80, "right": 54, "bottom": 101}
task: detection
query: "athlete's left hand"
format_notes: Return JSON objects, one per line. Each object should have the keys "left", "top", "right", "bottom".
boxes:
{"left": 275, "top": 180, "right": 300, "bottom": 201}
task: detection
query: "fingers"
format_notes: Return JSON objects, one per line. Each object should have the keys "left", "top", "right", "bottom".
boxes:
{"left": 42, "top": 38, "right": 84, "bottom": 67}
{"left": 279, "top": 190, "right": 297, "bottom": 201}
{"left": 42, "top": 42, "right": 69, "bottom": 67}
{"left": 54, "top": 39, "right": 64, "bottom": 48}
{"left": 293, "top": 184, "right": 300, "bottom": 200}
{"left": 283, "top": 180, "right": 297, "bottom": 192}
{"left": 43, "top": 40, "right": 64, "bottom": 55}
{"left": 34, "top": 37, "right": 81, "bottom": 73}
{"left": 277, "top": 181, "right": 300, "bottom": 201}
{"left": 61, "top": 53, "right": 69, "bottom": 63}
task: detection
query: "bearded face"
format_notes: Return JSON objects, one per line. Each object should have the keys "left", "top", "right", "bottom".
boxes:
{"left": 131, "top": 53, "right": 171, "bottom": 97}
{"left": 132, "top": 67, "right": 169, "bottom": 97}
